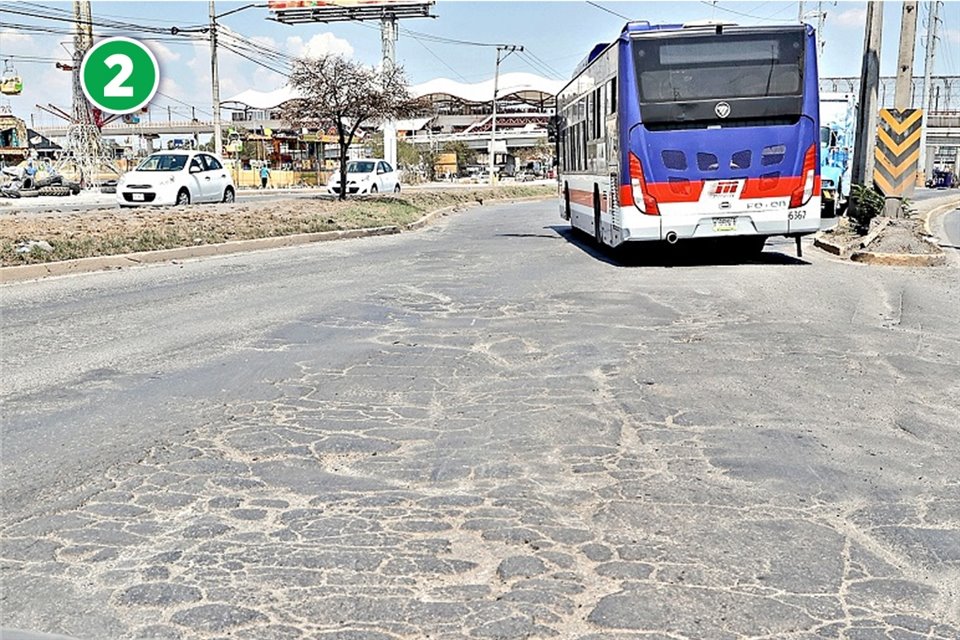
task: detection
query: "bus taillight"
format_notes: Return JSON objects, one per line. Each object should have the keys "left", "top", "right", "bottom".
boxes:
{"left": 790, "top": 144, "right": 817, "bottom": 208}
{"left": 626, "top": 152, "right": 659, "bottom": 215}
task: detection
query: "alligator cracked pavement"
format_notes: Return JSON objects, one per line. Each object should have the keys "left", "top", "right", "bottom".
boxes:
{"left": 2, "top": 200, "right": 959, "bottom": 639}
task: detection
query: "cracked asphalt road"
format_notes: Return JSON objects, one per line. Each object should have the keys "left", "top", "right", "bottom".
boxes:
{"left": 2, "top": 200, "right": 959, "bottom": 639}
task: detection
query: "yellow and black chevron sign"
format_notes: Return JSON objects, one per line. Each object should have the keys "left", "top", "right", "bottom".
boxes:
{"left": 874, "top": 108, "right": 923, "bottom": 197}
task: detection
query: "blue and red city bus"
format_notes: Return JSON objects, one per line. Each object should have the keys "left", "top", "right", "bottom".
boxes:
{"left": 556, "top": 21, "right": 821, "bottom": 252}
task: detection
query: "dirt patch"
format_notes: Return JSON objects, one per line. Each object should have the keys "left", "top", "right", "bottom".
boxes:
{"left": 867, "top": 218, "right": 940, "bottom": 254}
{"left": 0, "top": 186, "right": 553, "bottom": 266}
{"left": 818, "top": 216, "right": 861, "bottom": 246}
{"left": 819, "top": 216, "right": 941, "bottom": 256}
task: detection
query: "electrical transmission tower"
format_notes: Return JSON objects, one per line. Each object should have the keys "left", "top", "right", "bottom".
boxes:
{"left": 60, "top": 0, "right": 114, "bottom": 188}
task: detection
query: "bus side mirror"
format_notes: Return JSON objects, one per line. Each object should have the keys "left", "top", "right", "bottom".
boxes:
{"left": 547, "top": 115, "right": 560, "bottom": 143}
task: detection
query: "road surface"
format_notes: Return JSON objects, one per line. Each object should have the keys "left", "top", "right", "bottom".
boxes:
{"left": 943, "top": 205, "right": 960, "bottom": 249}
{"left": 3, "top": 200, "right": 959, "bottom": 639}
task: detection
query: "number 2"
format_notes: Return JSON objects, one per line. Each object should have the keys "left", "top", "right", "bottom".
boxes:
{"left": 103, "top": 53, "right": 134, "bottom": 97}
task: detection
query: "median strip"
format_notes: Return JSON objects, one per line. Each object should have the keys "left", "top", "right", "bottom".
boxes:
{"left": 1, "top": 186, "right": 553, "bottom": 283}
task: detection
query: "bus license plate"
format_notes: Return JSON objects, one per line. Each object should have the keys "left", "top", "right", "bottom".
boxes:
{"left": 713, "top": 217, "right": 736, "bottom": 232}
{"left": 132, "top": 193, "right": 144, "bottom": 201}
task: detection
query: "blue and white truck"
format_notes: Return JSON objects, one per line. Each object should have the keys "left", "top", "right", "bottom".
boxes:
{"left": 819, "top": 92, "right": 857, "bottom": 217}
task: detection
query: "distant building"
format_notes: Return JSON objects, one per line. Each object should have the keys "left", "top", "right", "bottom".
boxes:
{"left": 221, "top": 72, "right": 563, "bottom": 156}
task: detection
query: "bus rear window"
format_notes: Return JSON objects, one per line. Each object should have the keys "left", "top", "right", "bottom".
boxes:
{"left": 635, "top": 30, "right": 804, "bottom": 104}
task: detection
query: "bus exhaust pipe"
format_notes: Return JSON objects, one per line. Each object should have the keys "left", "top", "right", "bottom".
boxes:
{"left": 665, "top": 231, "right": 679, "bottom": 245}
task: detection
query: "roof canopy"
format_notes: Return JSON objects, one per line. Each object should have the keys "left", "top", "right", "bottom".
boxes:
{"left": 222, "top": 85, "right": 303, "bottom": 111}
{"left": 412, "top": 73, "right": 564, "bottom": 106}
{"left": 222, "top": 73, "right": 564, "bottom": 112}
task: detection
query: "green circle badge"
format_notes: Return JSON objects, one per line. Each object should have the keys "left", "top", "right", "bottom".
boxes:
{"left": 81, "top": 37, "right": 159, "bottom": 114}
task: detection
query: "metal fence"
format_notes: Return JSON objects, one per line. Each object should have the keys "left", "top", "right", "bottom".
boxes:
{"left": 820, "top": 76, "right": 960, "bottom": 113}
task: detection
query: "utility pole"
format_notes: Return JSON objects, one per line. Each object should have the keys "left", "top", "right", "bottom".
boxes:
{"left": 887, "top": 0, "right": 919, "bottom": 215}
{"left": 919, "top": 0, "right": 941, "bottom": 184}
{"left": 488, "top": 44, "right": 522, "bottom": 185}
{"left": 801, "top": 3, "right": 827, "bottom": 55}
{"left": 851, "top": 0, "right": 883, "bottom": 191}
{"left": 381, "top": 16, "right": 398, "bottom": 170}
{"left": 894, "top": 2, "right": 918, "bottom": 109}
{"left": 816, "top": 2, "right": 826, "bottom": 55}
{"left": 209, "top": 0, "right": 222, "bottom": 157}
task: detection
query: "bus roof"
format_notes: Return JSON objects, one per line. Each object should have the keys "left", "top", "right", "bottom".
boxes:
{"left": 569, "top": 22, "right": 811, "bottom": 80}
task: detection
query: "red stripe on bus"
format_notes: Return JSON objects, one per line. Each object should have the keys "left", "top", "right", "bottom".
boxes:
{"left": 568, "top": 175, "right": 821, "bottom": 208}
{"left": 638, "top": 176, "right": 822, "bottom": 203}
{"left": 645, "top": 181, "right": 704, "bottom": 203}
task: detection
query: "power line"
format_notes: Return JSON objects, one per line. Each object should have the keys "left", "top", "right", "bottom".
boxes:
{"left": 218, "top": 41, "right": 289, "bottom": 77}
{"left": 585, "top": 1, "right": 632, "bottom": 22}
{"left": 409, "top": 35, "right": 469, "bottom": 82}
{"left": 155, "top": 91, "right": 214, "bottom": 117}
{"left": 0, "top": 6, "right": 169, "bottom": 34}
{"left": 522, "top": 48, "right": 566, "bottom": 80}
{"left": 697, "top": 1, "right": 785, "bottom": 23}
{"left": 11, "top": 0, "right": 200, "bottom": 26}
{"left": 397, "top": 26, "right": 511, "bottom": 48}
{"left": 1, "top": 54, "right": 68, "bottom": 62}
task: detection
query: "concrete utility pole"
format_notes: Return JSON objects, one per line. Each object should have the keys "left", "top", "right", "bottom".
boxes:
{"left": 382, "top": 16, "right": 398, "bottom": 170}
{"left": 210, "top": 0, "right": 222, "bottom": 157}
{"left": 488, "top": 45, "right": 522, "bottom": 185}
{"left": 801, "top": 3, "right": 827, "bottom": 55}
{"left": 919, "top": 0, "right": 942, "bottom": 182}
{"left": 851, "top": 0, "right": 883, "bottom": 191}
{"left": 887, "top": 0, "right": 919, "bottom": 215}
{"left": 894, "top": 1, "right": 918, "bottom": 110}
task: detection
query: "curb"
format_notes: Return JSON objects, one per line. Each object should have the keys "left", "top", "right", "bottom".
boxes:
{"left": 850, "top": 250, "right": 947, "bottom": 267}
{"left": 813, "top": 232, "right": 864, "bottom": 258}
{"left": 919, "top": 195, "right": 960, "bottom": 239}
{"left": 1, "top": 195, "right": 550, "bottom": 284}
{"left": 812, "top": 235, "right": 851, "bottom": 256}
{"left": 814, "top": 205, "right": 955, "bottom": 267}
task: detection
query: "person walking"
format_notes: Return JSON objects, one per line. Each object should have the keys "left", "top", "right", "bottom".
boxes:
{"left": 259, "top": 164, "right": 271, "bottom": 189}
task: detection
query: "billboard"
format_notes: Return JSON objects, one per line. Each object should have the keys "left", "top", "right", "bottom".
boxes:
{"left": 268, "top": 0, "right": 434, "bottom": 23}
{"left": 268, "top": 1, "right": 430, "bottom": 10}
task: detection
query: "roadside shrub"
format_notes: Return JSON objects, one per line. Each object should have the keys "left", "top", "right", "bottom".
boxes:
{"left": 848, "top": 183, "right": 885, "bottom": 235}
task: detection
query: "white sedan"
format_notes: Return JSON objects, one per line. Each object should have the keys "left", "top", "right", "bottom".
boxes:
{"left": 327, "top": 159, "right": 400, "bottom": 196}
{"left": 117, "top": 151, "right": 235, "bottom": 207}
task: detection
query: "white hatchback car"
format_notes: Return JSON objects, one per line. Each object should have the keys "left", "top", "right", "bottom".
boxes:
{"left": 118, "top": 151, "right": 235, "bottom": 207}
{"left": 327, "top": 159, "right": 400, "bottom": 196}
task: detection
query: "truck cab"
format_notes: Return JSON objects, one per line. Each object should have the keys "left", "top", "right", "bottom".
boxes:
{"left": 819, "top": 92, "right": 856, "bottom": 217}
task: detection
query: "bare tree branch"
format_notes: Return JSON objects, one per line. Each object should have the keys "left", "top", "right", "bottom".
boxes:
{"left": 280, "top": 54, "right": 432, "bottom": 199}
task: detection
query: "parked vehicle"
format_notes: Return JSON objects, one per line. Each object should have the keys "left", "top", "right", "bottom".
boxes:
{"left": 327, "top": 159, "right": 400, "bottom": 195}
{"left": 819, "top": 93, "right": 856, "bottom": 217}
{"left": 117, "top": 151, "right": 235, "bottom": 207}
{"left": 926, "top": 168, "right": 957, "bottom": 189}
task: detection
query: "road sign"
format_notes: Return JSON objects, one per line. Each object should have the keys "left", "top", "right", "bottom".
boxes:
{"left": 874, "top": 108, "right": 922, "bottom": 197}
{"left": 80, "top": 37, "right": 159, "bottom": 115}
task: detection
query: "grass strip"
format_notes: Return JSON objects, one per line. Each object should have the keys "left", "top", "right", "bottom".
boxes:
{"left": 1, "top": 186, "right": 553, "bottom": 266}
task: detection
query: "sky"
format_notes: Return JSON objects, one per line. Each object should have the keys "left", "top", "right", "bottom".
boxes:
{"left": 2, "top": 0, "right": 960, "bottom": 129}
